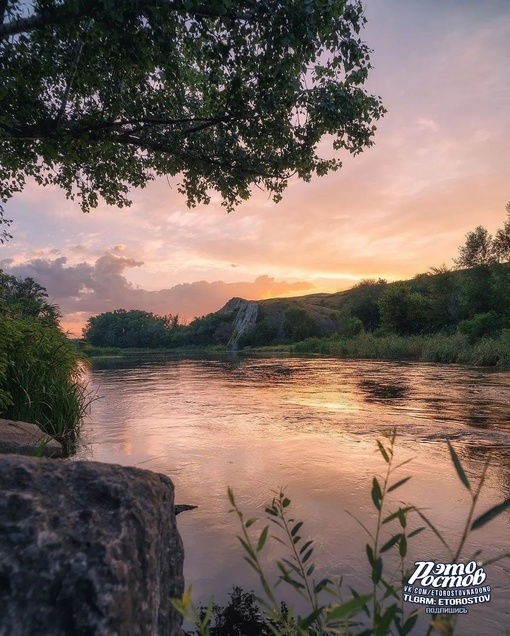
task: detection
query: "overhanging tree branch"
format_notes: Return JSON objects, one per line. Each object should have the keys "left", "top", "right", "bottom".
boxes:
{"left": 0, "top": 0, "right": 256, "bottom": 39}
{"left": 1, "top": 0, "right": 384, "bottom": 224}
{"left": 116, "top": 133, "right": 286, "bottom": 179}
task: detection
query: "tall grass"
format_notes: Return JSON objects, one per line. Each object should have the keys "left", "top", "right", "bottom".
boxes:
{"left": 293, "top": 332, "right": 510, "bottom": 367}
{"left": 0, "top": 316, "right": 93, "bottom": 454}
{"left": 174, "top": 432, "right": 510, "bottom": 635}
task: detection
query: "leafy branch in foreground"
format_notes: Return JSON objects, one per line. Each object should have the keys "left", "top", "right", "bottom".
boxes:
{"left": 1, "top": 0, "right": 384, "bottom": 225}
{"left": 173, "top": 433, "right": 510, "bottom": 635}
{"left": 419, "top": 441, "right": 510, "bottom": 636}
{"left": 350, "top": 429, "right": 420, "bottom": 636}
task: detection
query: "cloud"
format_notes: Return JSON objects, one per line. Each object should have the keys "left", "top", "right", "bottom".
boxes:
{"left": 1, "top": 0, "right": 509, "bottom": 319}
{"left": 2, "top": 253, "right": 314, "bottom": 330}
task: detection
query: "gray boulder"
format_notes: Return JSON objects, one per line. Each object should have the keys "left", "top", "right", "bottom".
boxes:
{"left": 0, "top": 455, "right": 184, "bottom": 636}
{"left": 0, "top": 418, "right": 63, "bottom": 457}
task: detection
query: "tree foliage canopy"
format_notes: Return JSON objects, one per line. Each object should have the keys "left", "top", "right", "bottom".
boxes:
{"left": 455, "top": 203, "right": 510, "bottom": 268}
{"left": 0, "top": 271, "right": 61, "bottom": 325}
{"left": 455, "top": 226, "right": 496, "bottom": 268}
{"left": 83, "top": 308, "right": 178, "bottom": 347}
{"left": 0, "top": 0, "right": 385, "bottom": 239}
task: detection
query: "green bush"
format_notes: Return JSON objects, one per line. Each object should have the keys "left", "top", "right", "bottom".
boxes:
{"left": 293, "top": 337, "right": 329, "bottom": 354}
{"left": 0, "top": 316, "right": 92, "bottom": 453}
{"left": 283, "top": 307, "right": 319, "bottom": 343}
{"left": 238, "top": 319, "right": 279, "bottom": 348}
{"left": 458, "top": 311, "right": 505, "bottom": 343}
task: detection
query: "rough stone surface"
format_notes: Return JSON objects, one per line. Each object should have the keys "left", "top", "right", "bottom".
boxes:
{"left": 0, "top": 418, "right": 63, "bottom": 458}
{"left": 0, "top": 455, "right": 184, "bottom": 636}
{"left": 225, "top": 299, "right": 259, "bottom": 350}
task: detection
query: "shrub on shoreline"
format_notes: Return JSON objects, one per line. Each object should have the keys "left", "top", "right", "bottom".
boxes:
{"left": 292, "top": 332, "right": 510, "bottom": 367}
{"left": 0, "top": 316, "right": 92, "bottom": 454}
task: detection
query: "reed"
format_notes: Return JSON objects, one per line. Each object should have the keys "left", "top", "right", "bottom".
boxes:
{"left": 0, "top": 316, "right": 93, "bottom": 454}
{"left": 293, "top": 332, "right": 510, "bottom": 367}
{"left": 174, "top": 432, "right": 510, "bottom": 635}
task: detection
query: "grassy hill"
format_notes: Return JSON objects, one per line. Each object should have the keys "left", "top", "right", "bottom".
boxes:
{"left": 83, "top": 263, "right": 510, "bottom": 365}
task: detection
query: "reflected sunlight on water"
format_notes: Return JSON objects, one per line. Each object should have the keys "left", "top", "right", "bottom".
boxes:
{"left": 76, "top": 355, "right": 510, "bottom": 635}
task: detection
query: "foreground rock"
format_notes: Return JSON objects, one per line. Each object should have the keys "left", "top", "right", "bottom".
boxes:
{"left": 0, "top": 455, "right": 184, "bottom": 636}
{"left": 0, "top": 418, "right": 63, "bottom": 458}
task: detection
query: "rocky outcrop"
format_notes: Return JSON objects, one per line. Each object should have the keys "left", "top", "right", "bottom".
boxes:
{"left": 0, "top": 418, "right": 63, "bottom": 458}
{"left": 0, "top": 455, "right": 184, "bottom": 636}
{"left": 226, "top": 299, "right": 259, "bottom": 350}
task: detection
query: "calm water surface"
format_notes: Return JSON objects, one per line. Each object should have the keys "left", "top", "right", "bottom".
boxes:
{"left": 76, "top": 355, "right": 510, "bottom": 635}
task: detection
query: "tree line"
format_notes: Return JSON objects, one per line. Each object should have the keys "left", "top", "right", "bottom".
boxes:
{"left": 82, "top": 308, "right": 235, "bottom": 349}
{"left": 80, "top": 203, "right": 510, "bottom": 350}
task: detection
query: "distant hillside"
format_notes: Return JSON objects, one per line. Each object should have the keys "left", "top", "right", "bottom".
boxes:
{"left": 83, "top": 263, "right": 510, "bottom": 352}
{"left": 217, "top": 278, "right": 389, "bottom": 349}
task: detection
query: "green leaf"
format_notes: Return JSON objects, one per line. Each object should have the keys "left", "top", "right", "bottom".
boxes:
{"left": 415, "top": 510, "right": 452, "bottom": 556}
{"left": 380, "top": 578, "right": 399, "bottom": 601}
{"left": 243, "top": 555, "right": 259, "bottom": 572}
{"left": 377, "top": 440, "right": 390, "bottom": 463}
{"left": 282, "top": 558, "right": 301, "bottom": 575}
{"left": 397, "top": 508, "right": 407, "bottom": 529}
{"left": 447, "top": 440, "right": 471, "bottom": 491}
{"left": 314, "top": 578, "right": 330, "bottom": 594}
{"left": 394, "top": 458, "right": 415, "bottom": 471}
{"left": 388, "top": 476, "right": 411, "bottom": 493}
{"left": 380, "top": 533, "right": 403, "bottom": 553}
{"left": 375, "top": 605, "right": 398, "bottom": 636}
{"left": 239, "top": 538, "right": 256, "bottom": 559}
{"left": 291, "top": 521, "right": 303, "bottom": 537}
{"left": 282, "top": 497, "right": 291, "bottom": 508}
{"left": 299, "top": 540, "right": 313, "bottom": 555}
{"left": 399, "top": 534, "right": 407, "bottom": 558}
{"left": 408, "top": 526, "right": 425, "bottom": 539}
{"left": 403, "top": 611, "right": 419, "bottom": 635}
{"left": 326, "top": 594, "right": 372, "bottom": 622}
{"left": 245, "top": 518, "right": 257, "bottom": 528}
{"left": 372, "top": 557, "right": 383, "bottom": 584}
{"left": 371, "top": 477, "right": 382, "bottom": 511}
{"left": 345, "top": 509, "right": 374, "bottom": 539}
{"left": 471, "top": 498, "right": 510, "bottom": 530}
{"left": 261, "top": 576, "right": 275, "bottom": 603}
{"left": 257, "top": 525, "right": 269, "bottom": 552}
{"left": 298, "top": 608, "right": 323, "bottom": 630}
{"left": 382, "top": 506, "right": 413, "bottom": 525}
{"left": 366, "top": 543, "right": 375, "bottom": 566}
{"left": 349, "top": 586, "right": 371, "bottom": 617}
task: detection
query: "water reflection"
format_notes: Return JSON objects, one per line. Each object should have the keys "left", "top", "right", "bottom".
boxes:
{"left": 358, "top": 378, "right": 410, "bottom": 402}
{"left": 76, "top": 355, "right": 510, "bottom": 635}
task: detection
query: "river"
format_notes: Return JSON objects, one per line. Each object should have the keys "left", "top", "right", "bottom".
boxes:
{"left": 76, "top": 354, "right": 510, "bottom": 635}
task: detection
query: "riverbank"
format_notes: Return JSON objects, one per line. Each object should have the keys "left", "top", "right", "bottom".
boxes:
{"left": 291, "top": 332, "right": 510, "bottom": 366}
{"left": 81, "top": 344, "right": 227, "bottom": 357}
{"left": 81, "top": 332, "right": 510, "bottom": 367}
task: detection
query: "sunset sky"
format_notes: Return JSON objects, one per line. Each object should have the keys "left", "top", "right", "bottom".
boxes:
{"left": 1, "top": 0, "right": 509, "bottom": 335}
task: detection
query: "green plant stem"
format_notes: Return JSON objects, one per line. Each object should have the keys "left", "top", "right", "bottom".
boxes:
{"left": 278, "top": 498, "right": 323, "bottom": 634}
{"left": 453, "top": 456, "right": 490, "bottom": 563}
{"left": 372, "top": 431, "right": 396, "bottom": 630}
